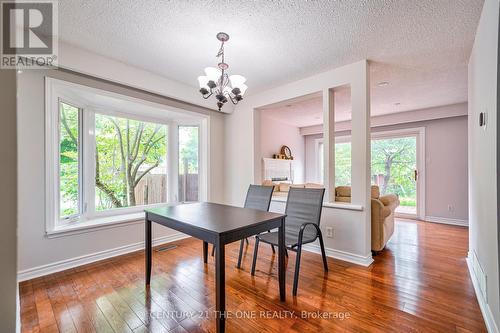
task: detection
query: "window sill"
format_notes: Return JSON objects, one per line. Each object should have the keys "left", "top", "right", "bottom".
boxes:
{"left": 271, "top": 196, "right": 363, "bottom": 211}
{"left": 46, "top": 212, "right": 146, "bottom": 238}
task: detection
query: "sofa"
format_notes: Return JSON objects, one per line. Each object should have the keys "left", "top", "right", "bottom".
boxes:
{"left": 261, "top": 180, "right": 324, "bottom": 197}
{"left": 336, "top": 185, "right": 399, "bottom": 252}
{"left": 262, "top": 181, "right": 399, "bottom": 252}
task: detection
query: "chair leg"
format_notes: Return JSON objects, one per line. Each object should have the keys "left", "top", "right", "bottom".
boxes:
{"left": 237, "top": 239, "right": 245, "bottom": 269}
{"left": 318, "top": 231, "right": 329, "bottom": 272}
{"left": 293, "top": 244, "right": 302, "bottom": 296}
{"left": 267, "top": 230, "right": 275, "bottom": 253}
{"left": 285, "top": 248, "right": 288, "bottom": 257}
{"left": 251, "top": 237, "right": 260, "bottom": 276}
{"left": 245, "top": 238, "right": 249, "bottom": 245}
{"left": 211, "top": 245, "right": 215, "bottom": 256}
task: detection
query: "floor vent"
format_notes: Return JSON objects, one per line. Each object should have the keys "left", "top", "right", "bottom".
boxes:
{"left": 155, "top": 245, "right": 178, "bottom": 252}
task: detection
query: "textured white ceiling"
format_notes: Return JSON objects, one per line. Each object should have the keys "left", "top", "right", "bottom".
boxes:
{"left": 59, "top": 0, "right": 483, "bottom": 119}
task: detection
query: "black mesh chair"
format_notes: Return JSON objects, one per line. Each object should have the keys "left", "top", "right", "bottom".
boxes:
{"left": 250, "top": 187, "right": 328, "bottom": 296}
{"left": 211, "top": 185, "right": 274, "bottom": 267}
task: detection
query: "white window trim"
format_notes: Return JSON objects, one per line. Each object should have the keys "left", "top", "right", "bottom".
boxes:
{"left": 45, "top": 77, "right": 209, "bottom": 236}
{"left": 314, "top": 135, "right": 350, "bottom": 184}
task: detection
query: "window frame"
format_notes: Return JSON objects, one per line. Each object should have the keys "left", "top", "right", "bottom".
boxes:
{"left": 177, "top": 124, "right": 201, "bottom": 202}
{"left": 45, "top": 78, "right": 209, "bottom": 236}
{"left": 314, "top": 135, "right": 350, "bottom": 184}
{"left": 57, "top": 98, "right": 84, "bottom": 223}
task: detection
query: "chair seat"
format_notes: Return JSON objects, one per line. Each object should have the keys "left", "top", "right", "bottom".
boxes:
{"left": 258, "top": 229, "right": 317, "bottom": 248}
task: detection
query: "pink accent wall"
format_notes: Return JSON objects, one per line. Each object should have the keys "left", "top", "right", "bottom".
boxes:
{"left": 260, "top": 112, "right": 305, "bottom": 183}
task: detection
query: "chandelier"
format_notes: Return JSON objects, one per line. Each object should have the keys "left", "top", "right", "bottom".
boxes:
{"left": 197, "top": 32, "right": 247, "bottom": 111}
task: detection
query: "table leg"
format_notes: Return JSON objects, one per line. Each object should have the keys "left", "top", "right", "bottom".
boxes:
{"left": 145, "top": 218, "right": 152, "bottom": 285}
{"left": 278, "top": 217, "right": 286, "bottom": 302}
{"left": 215, "top": 240, "right": 225, "bottom": 333}
{"left": 203, "top": 241, "right": 208, "bottom": 264}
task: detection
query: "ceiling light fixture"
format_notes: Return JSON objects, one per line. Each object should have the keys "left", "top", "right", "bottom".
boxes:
{"left": 197, "top": 32, "right": 247, "bottom": 111}
{"left": 377, "top": 81, "right": 390, "bottom": 87}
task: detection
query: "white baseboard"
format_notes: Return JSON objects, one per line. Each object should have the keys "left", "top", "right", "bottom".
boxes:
{"left": 18, "top": 233, "right": 373, "bottom": 282}
{"left": 424, "top": 215, "right": 469, "bottom": 227}
{"left": 303, "top": 243, "right": 373, "bottom": 267}
{"left": 466, "top": 255, "right": 499, "bottom": 333}
{"left": 17, "top": 233, "right": 190, "bottom": 282}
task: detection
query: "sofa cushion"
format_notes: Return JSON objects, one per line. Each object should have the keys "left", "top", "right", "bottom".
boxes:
{"left": 335, "top": 185, "right": 380, "bottom": 199}
{"left": 335, "top": 186, "right": 351, "bottom": 197}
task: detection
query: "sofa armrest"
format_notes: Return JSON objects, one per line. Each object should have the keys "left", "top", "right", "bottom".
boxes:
{"left": 371, "top": 199, "right": 391, "bottom": 220}
{"left": 379, "top": 194, "right": 399, "bottom": 207}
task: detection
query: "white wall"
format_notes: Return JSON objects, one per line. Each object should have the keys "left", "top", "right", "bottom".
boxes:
{"left": 468, "top": 0, "right": 500, "bottom": 331}
{"left": 59, "top": 43, "right": 224, "bottom": 112}
{"left": 304, "top": 109, "right": 469, "bottom": 222}
{"left": 16, "top": 68, "right": 226, "bottom": 278}
{"left": 259, "top": 112, "right": 305, "bottom": 183}
{"left": 0, "top": 69, "right": 18, "bottom": 332}
{"left": 305, "top": 133, "right": 323, "bottom": 183}
{"left": 225, "top": 60, "right": 373, "bottom": 265}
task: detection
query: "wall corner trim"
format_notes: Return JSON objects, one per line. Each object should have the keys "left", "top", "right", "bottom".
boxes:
{"left": 467, "top": 255, "right": 500, "bottom": 333}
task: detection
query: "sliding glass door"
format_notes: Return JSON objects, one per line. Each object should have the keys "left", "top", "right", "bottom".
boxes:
{"left": 371, "top": 135, "right": 418, "bottom": 216}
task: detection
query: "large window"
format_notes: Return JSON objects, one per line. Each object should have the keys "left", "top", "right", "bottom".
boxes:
{"left": 94, "top": 114, "right": 168, "bottom": 211}
{"left": 47, "top": 79, "right": 206, "bottom": 233}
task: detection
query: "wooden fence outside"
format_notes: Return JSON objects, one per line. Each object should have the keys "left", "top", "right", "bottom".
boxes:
{"left": 178, "top": 174, "right": 199, "bottom": 202}
{"left": 134, "top": 173, "right": 199, "bottom": 204}
{"left": 135, "top": 174, "right": 167, "bottom": 205}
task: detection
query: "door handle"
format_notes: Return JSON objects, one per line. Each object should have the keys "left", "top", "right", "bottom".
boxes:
{"left": 414, "top": 170, "right": 418, "bottom": 181}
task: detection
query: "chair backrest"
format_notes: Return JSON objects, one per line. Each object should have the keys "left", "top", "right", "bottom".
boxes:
{"left": 284, "top": 187, "right": 325, "bottom": 236}
{"left": 244, "top": 185, "right": 274, "bottom": 211}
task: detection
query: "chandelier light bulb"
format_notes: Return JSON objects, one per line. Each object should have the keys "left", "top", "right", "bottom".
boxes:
{"left": 204, "top": 67, "right": 221, "bottom": 83}
{"left": 197, "top": 76, "right": 209, "bottom": 89}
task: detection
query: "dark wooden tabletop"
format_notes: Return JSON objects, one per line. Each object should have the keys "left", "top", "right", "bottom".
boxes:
{"left": 145, "top": 202, "right": 285, "bottom": 236}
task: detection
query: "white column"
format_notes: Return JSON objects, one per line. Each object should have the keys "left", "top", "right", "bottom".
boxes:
{"left": 350, "top": 60, "right": 371, "bottom": 256}
{"left": 350, "top": 61, "right": 370, "bottom": 205}
{"left": 323, "top": 88, "right": 335, "bottom": 202}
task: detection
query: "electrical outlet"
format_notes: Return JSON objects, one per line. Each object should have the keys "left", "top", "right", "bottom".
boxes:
{"left": 447, "top": 204, "right": 454, "bottom": 212}
{"left": 326, "top": 227, "right": 333, "bottom": 238}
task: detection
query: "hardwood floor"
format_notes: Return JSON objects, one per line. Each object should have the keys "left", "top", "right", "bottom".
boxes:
{"left": 20, "top": 219, "right": 487, "bottom": 332}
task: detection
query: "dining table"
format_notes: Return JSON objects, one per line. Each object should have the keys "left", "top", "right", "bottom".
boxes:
{"left": 144, "top": 202, "right": 286, "bottom": 333}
